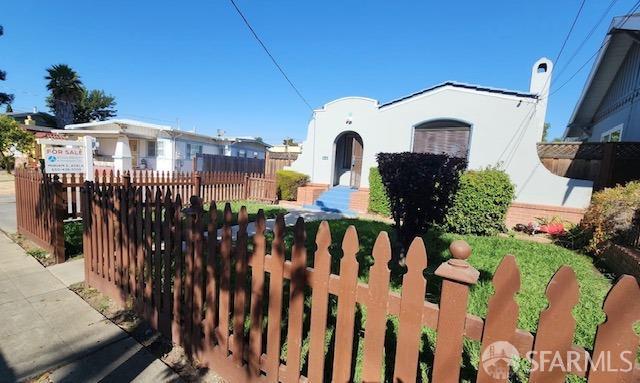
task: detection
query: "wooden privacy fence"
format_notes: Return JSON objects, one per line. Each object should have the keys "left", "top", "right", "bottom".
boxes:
{"left": 265, "top": 151, "right": 299, "bottom": 176}
{"left": 15, "top": 168, "right": 276, "bottom": 264}
{"left": 82, "top": 182, "right": 640, "bottom": 382}
{"left": 195, "top": 154, "right": 266, "bottom": 174}
{"left": 537, "top": 142, "right": 640, "bottom": 190}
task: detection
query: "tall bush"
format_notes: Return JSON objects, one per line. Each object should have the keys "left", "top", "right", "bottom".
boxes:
{"left": 276, "top": 170, "right": 309, "bottom": 201}
{"left": 377, "top": 152, "right": 467, "bottom": 252}
{"left": 368, "top": 167, "right": 391, "bottom": 216}
{"left": 580, "top": 181, "right": 640, "bottom": 254}
{"left": 444, "top": 167, "right": 515, "bottom": 235}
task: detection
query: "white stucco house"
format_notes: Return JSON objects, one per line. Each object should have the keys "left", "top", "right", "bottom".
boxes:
{"left": 290, "top": 58, "right": 593, "bottom": 224}
{"left": 55, "top": 119, "right": 269, "bottom": 173}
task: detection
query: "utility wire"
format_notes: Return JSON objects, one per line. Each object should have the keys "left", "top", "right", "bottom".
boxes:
{"left": 498, "top": 0, "right": 587, "bottom": 165}
{"left": 228, "top": 0, "right": 313, "bottom": 111}
{"left": 549, "top": 0, "right": 640, "bottom": 98}
{"left": 553, "top": 0, "right": 620, "bottom": 81}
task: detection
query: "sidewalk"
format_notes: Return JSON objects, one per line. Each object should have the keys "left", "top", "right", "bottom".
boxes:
{"left": 0, "top": 232, "right": 180, "bottom": 382}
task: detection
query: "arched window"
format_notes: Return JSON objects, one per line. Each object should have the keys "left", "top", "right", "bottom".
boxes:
{"left": 412, "top": 119, "right": 471, "bottom": 158}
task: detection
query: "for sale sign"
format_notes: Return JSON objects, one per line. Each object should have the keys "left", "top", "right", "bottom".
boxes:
{"left": 44, "top": 147, "right": 85, "bottom": 174}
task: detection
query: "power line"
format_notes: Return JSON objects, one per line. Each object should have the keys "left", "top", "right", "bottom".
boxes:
{"left": 549, "top": 0, "right": 640, "bottom": 98}
{"left": 499, "top": 0, "right": 588, "bottom": 165}
{"left": 553, "top": 0, "right": 620, "bottom": 81}
{"left": 228, "top": 0, "right": 313, "bottom": 111}
{"left": 553, "top": 0, "right": 588, "bottom": 66}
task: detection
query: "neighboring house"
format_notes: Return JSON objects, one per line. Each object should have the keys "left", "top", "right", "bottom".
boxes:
{"left": 5, "top": 111, "right": 57, "bottom": 129}
{"left": 269, "top": 143, "right": 302, "bottom": 154}
{"left": 55, "top": 119, "right": 269, "bottom": 172}
{"left": 291, "top": 58, "right": 593, "bottom": 224}
{"left": 3, "top": 111, "right": 57, "bottom": 167}
{"left": 565, "top": 14, "right": 640, "bottom": 142}
{"left": 223, "top": 137, "right": 270, "bottom": 159}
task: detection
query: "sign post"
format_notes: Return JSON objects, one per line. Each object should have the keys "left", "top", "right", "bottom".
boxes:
{"left": 44, "top": 146, "right": 85, "bottom": 174}
{"left": 37, "top": 136, "right": 96, "bottom": 180}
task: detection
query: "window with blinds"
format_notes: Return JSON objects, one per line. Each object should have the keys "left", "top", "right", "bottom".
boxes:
{"left": 412, "top": 120, "right": 471, "bottom": 159}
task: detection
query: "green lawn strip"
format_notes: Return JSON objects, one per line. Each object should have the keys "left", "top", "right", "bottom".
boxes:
{"left": 202, "top": 201, "right": 287, "bottom": 229}
{"left": 254, "top": 218, "right": 612, "bottom": 382}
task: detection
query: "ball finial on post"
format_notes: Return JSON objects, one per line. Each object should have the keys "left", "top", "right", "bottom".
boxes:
{"left": 449, "top": 240, "right": 471, "bottom": 268}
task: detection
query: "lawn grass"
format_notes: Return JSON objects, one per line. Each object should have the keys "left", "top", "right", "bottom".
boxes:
{"left": 202, "top": 201, "right": 287, "bottom": 228}
{"left": 259, "top": 218, "right": 614, "bottom": 382}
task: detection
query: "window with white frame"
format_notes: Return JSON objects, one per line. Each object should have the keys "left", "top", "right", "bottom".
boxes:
{"left": 185, "top": 143, "right": 203, "bottom": 159}
{"left": 601, "top": 124, "right": 623, "bottom": 142}
{"left": 157, "top": 141, "right": 165, "bottom": 157}
{"left": 147, "top": 140, "right": 156, "bottom": 157}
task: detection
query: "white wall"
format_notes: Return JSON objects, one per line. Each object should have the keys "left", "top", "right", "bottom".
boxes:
{"left": 291, "top": 58, "right": 593, "bottom": 209}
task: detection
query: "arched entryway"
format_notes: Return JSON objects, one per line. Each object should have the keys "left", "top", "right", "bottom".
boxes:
{"left": 333, "top": 131, "right": 363, "bottom": 188}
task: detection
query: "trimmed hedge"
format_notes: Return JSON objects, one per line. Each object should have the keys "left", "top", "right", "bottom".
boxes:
{"left": 368, "top": 167, "right": 391, "bottom": 217}
{"left": 276, "top": 170, "right": 309, "bottom": 201}
{"left": 444, "top": 167, "right": 515, "bottom": 235}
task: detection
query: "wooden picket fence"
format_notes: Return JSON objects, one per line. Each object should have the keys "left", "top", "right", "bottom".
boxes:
{"left": 82, "top": 181, "right": 640, "bottom": 382}
{"left": 14, "top": 168, "right": 66, "bottom": 263}
{"left": 15, "top": 168, "right": 276, "bottom": 264}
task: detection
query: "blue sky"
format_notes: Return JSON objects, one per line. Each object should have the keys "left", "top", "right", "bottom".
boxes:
{"left": 0, "top": 1, "right": 635, "bottom": 144}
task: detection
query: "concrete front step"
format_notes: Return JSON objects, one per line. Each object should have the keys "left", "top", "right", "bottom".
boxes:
{"left": 307, "top": 186, "right": 358, "bottom": 216}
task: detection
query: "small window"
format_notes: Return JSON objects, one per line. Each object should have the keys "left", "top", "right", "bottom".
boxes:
{"left": 157, "top": 141, "right": 165, "bottom": 157}
{"left": 238, "top": 149, "right": 246, "bottom": 158}
{"left": 147, "top": 140, "right": 156, "bottom": 157}
{"left": 185, "top": 143, "right": 203, "bottom": 159}
{"left": 601, "top": 125, "right": 623, "bottom": 142}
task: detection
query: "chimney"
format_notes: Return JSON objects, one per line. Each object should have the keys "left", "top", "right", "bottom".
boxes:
{"left": 32, "top": 106, "right": 38, "bottom": 113}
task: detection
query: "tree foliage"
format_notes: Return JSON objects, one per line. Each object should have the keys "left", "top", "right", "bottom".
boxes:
{"left": 377, "top": 152, "right": 467, "bottom": 253}
{"left": 0, "top": 115, "right": 35, "bottom": 172}
{"left": 0, "top": 26, "right": 14, "bottom": 108}
{"left": 73, "top": 88, "right": 117, "bottom": 123}
{"left": 45, "top": 64, "right": 117, "bottom": 125}
{"left": 45, "top": 64, "right": 84, "bottom": 127}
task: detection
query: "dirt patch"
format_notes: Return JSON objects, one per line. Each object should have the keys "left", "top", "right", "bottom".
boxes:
{"left": 8, "top": 232, "right": 57, "bottom": 266}
{"left": 69, "top": 283, "right": 226, "bottom": 383}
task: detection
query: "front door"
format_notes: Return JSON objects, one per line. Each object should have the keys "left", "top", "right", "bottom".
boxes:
{"left": 129, "top": 139, "right": 139, "bottom": 168}
{"left": 350, "top": 136, "right": 363, "bottom": 189}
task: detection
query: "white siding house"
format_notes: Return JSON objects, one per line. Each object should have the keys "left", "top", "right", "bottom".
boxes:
{"left": 565, "top": 15, "right": 640, "bottom": 142}
{"left": 57, "top": 119, "right": 268, "bottom": 173}
{"left": 291, "top": 58, "right": 593, "bottom": 211}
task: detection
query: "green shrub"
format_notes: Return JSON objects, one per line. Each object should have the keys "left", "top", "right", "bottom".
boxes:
{"left": 367, "top": 167, "right": 391, "bottom": 216}
{"left": 377, "top": 152, "right": 467, "bottom": 250}
{"left": 444, "top": 167, "right": 515, "bottom": 235}
{"left": 64, "top": 221, "right": 84, "bottom": 257}
{"left": 276, "top": 170, "right": 309, "bottom": 201}
{"left": 580, "top": 181, "right": 640, "bottom": 254}
{"left": 27, "top": 248, "right": 49, "bottom": 261}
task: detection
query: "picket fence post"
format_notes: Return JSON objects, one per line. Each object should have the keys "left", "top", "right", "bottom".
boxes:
{"left": 432, "top": 240, "right": 480, "bottom": 383}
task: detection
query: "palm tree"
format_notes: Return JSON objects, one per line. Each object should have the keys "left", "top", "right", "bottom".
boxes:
{"left": 45, "top": 64, "right": 83, "bottom": 128}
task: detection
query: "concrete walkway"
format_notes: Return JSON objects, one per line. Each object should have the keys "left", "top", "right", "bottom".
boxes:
{"left": 216, "top": 208, "right": 346, "bottom": 239}
{"left": 0, "top": 233, "right": 180, "bottom": 382}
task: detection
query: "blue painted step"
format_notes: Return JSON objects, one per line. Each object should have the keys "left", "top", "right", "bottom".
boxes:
{"left": 303, "top": 186, "right": 357, "bottom": 216}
